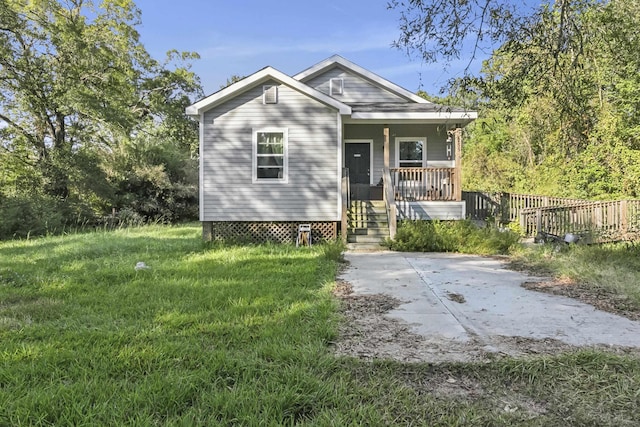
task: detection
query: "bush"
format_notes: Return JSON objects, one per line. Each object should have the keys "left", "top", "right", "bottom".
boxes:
{"left": 385, "top": 219, "right": 521, "bottom": 255}
{"left": 0, "top": 194, "right": 97, "bottom": 239}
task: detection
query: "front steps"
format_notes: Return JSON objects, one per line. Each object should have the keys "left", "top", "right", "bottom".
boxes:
{"left": 346, "top": 200, "right": 390, "bottom": 250}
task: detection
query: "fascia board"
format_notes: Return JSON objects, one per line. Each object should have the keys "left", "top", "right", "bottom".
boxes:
{"left": 294, "top": 55, "right": 430, "bottom": 104}
{"left": 350, "top": 111, "right": 478, "bottom": 120}
{"left": 185, "top": 66, "right": 351, "bottom": 116}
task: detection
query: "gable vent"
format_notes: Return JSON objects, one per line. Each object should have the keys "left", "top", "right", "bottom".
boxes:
{"left": 330, "top": 78, "right": 343, "bottom": 96}
{"left": 263, "top": 85, "right": 278, "bottom": 104}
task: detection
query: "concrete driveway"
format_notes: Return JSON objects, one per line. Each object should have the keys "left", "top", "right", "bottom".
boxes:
{"left": 339, "top": 251, "right": 640, "bottom": 350}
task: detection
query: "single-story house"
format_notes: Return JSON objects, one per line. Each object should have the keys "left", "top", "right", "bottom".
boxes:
{"left": 186, "top": 55, "right": 477, "bottom": 244}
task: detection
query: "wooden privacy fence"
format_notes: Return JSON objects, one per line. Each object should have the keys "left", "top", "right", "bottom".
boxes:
{"left": 519, "top": 200, "right": 640, "bottom": 242}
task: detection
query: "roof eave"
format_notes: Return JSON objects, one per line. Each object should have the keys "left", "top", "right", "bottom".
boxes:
{"left": 350, "top": 111, "right": 478, "bottom": 120}
{"left": 185, "top": 66, "right": 351, "bottom": 116}
{"left": 294, "top": 55, "right": 430, "bottom": 104}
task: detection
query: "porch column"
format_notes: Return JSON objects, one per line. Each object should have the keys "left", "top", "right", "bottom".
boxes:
{"left": 454, "top": 128, "right": 462, "bottom": 201}
{"left": 383, "top": 126, "right": 390, "bottom": 169}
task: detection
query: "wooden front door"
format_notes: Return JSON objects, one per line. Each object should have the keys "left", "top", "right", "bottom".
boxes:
{"left": 345, "top": 142, "right": 371, "bottom": 200}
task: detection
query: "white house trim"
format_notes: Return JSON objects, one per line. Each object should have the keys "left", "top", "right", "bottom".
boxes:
{"left": 336, "top": 112, "right": 343, "bottom": 221}
{"left": 198, "top": 112, "right": 204, "bottom": 221}
{"left": 252, "top": 127, "right": 289, "bottom": 184}
{"left": 186, "top": 66, "right": 351, "bottom": 116}
{"left": 294, "top": 55, "right": 429, "bottom": 104}
{"left": 350, "top": 111, "right": 478, "bottom": 121}
{"left": 395, "top": 137, "right": 426, "bottom": 168}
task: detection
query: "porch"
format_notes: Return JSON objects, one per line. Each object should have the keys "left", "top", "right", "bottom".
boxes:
{"left": 341, "top": 126, "right": 464, "bottom": 243}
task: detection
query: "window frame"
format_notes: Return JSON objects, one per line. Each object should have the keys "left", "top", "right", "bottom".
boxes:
{"left": 252, "top": 128, "right": 288, "bottom": 183}
{"left": 395, "top": 137, "right": 426, "bottom": 168}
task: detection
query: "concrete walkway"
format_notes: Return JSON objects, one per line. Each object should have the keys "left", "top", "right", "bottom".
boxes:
{"left": 340, "top": 251, "right": 640, "bottom": 348}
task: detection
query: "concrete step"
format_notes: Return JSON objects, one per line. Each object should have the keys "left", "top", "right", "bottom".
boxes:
{"left": 347, "top": 234, "right": 389, "bottom": 244}
{"left": 348, "top": 228, "right": 390, "bottom": 237}
{"left": 346, "top": 242, "right": 386, "bottom": 251}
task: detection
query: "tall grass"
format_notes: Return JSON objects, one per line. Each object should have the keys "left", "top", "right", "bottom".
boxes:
{"left": 1, "top": 225, "right": 639, "bottom": 425}
{"left": 0, "top": 225, "right": 343, "bottom": 424}
{"left": 386, "top": 220, "right": 521, "bottom": 254}
{"left": 511, "top": 242, "right": 640, "bottom": 309}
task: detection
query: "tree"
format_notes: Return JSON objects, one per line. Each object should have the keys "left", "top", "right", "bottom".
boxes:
{"left": 0, "top": 0, "right": 202, "bottom": 237}
{"left": 0, "top": 0, "right": 201, "bottom": 198}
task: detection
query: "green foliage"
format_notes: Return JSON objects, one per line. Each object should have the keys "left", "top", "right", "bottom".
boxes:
{"left": 399, "top": 1, "right": 640, "bottom": 200}
{"left": 386, "top": 220, "right": 520, "bottom": 254}
{"left": 0, "top": 0, "right": 202, "bottom": 239}
{"left": 105, "top": 133, "right": 198, "bottom": 223}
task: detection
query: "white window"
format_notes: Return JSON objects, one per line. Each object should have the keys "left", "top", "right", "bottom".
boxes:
{"left": 396, "top": 137, "right": 425, "bottom": 168}
{"left": 330, "top": 78, "right": 343, "bottom": 96}
{"left": 263, "top": 85, "right": 278, "bottom": 104}
{"left": 253, "top": 128, "right": 288, "bottom": 182}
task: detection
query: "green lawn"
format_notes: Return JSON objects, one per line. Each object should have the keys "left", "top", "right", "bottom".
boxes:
{"left": 1, "top": 225, "right": 639, "bottom": 425}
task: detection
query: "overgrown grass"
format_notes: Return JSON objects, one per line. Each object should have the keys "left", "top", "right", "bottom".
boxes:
{"left": 386, "top": 219, "right": 521, "bottom": 255}
{"left": 1, "top": 225, "right": 639, "bottom": 425}
{"left": 511, "top": 242, "right": 640, "bottom": 310}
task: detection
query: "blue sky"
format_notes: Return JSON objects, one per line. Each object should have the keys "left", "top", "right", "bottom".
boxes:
{"left": 134, "top": 0, "right": 487, "bottom": 98}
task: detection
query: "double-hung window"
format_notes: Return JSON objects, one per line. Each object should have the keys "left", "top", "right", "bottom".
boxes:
{"left": 396, "top": 137, "right": 426, "bottom": 168}
{"left": 253, "top": 128, "right": 288, "bottom": 182}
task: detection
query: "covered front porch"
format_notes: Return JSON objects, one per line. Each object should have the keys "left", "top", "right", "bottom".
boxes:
{"left": 340, "top": 122, "right": 466, "bottom": 241}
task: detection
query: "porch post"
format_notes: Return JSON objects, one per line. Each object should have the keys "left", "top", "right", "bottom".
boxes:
{"left": 383, "top": 126, "right": 397, "bottom": 239}
{"left": 383, "top": 126, "right": 390, "bottom": 169}
{"left": 454, "top": 128, "right": 462, "bottom": 201}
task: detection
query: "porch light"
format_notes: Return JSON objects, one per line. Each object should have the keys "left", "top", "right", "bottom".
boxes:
{"left": 446, "top": 131, "right": 453, "bottom": 160}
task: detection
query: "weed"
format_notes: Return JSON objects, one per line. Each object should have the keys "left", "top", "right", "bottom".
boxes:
{"left": 386, "top": 219, "right": 521, "bottom": 254}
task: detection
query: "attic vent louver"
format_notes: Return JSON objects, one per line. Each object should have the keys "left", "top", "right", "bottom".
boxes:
{"left": 263, "top": 85, "right": 278, "bottom": 104}
{"left": 330, "top": 78, "right": 343, "bottom": 96}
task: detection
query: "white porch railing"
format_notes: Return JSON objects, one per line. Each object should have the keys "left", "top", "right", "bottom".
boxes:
{"left": 391, "top": 167, "right": 459, "bottom": 201}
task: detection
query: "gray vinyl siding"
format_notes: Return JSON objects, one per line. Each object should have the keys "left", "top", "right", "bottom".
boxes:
{"left": 344, "top": 124, "right": 453, "bottom": 185}
{"left": 305, "top": 68, "right": 409, "bottom": 104}
{"left": 201, "top": 81, "right": 339, "bottom": 221}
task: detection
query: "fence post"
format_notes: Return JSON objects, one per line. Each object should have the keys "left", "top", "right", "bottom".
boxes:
{"left": 499, "top": 192, "right": 510, "bottom": 224}
{"left": 620, "top": 199, "right": 628, "bottom": 237}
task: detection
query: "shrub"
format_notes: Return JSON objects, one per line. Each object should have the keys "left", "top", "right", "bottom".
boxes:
{"left": 386, "top": 219, "right": 521, "bottom": 255}
{"left": 0, "top": 194, "right": 97, "bottom": 239}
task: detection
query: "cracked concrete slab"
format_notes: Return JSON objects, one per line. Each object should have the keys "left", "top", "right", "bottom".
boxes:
{"left": 339, "top": 251, "right": 640, "bottom": 349}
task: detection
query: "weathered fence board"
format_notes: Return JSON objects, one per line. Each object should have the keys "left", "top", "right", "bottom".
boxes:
{"left": 463, "top": 191, "right": 640, "bottom": 242}
{"left": 519, "top": 200, "right": 640, "bottom": 242}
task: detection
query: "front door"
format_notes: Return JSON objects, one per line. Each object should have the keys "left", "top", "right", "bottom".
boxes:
{"left": 345, "top": 142, "right": 371, "bottom": 200}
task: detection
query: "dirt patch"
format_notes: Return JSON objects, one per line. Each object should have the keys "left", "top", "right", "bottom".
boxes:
{"left": 334, "top": 281, "right": 592, "bottom": 362}
{"left": 446, "top": 292, "right": 466, "bottom": 304}
{"left": 332, "top": 281, "right": 485, "bottom": 363}
{"left": 522, "top": 279, "right": 640, "bottom": 321}
{"left": 330, "top": 281, "right": 608, "bottom": 363}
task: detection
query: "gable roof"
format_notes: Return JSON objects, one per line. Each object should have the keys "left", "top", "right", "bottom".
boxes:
{"left": 186, "top": 66, "right": 351, "bottom": 116}
{"left": 293, "top": 55, "right": 430, "bottom": 104}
